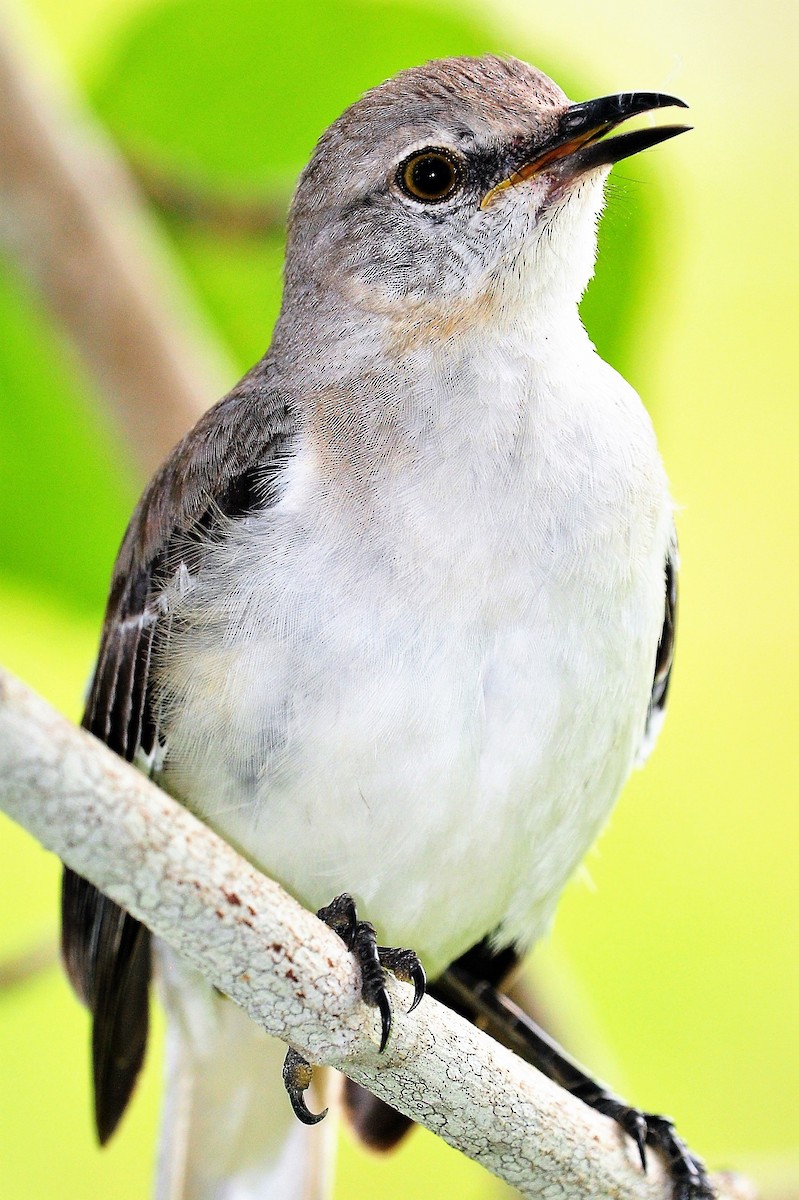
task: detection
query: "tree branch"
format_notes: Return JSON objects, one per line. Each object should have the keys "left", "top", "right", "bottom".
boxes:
{"left": 0, "top": 3, "right": 234, "bottom": 475}
{"left": 0, "top": 665, "right": 753, "bottom": 1200}
{"left": 128, "top": 152, "right": 289, "bottom": 238}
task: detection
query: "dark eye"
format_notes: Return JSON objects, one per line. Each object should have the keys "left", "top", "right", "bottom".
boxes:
{"left": 398, "top": 149, "right": 462, "bottom": 203}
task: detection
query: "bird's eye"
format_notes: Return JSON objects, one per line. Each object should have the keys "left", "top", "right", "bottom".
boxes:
{"left": 397, "top": 149, "right": 462, "bottom": 203}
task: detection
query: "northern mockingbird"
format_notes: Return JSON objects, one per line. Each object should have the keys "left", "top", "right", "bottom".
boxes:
{"left": 61, "top": 54, "right": 706, "bottom": 1200}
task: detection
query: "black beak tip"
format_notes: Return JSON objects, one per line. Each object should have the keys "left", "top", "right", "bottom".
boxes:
{"left": 653, "top": 92, "right": 689, "bottom": 110}
{"left": 614, "top": 90, "right": 690, "bottom": 119}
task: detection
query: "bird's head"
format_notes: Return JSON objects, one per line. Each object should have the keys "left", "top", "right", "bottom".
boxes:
{"left": 280, "top": 55, "right": 689, "bottom": 353}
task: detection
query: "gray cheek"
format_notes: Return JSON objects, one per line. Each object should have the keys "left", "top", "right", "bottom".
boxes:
{"left": 338, "top": 205, "right": 491, "bottom": 300}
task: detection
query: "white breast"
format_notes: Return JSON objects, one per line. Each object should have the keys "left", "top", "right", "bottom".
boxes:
{"left": 157, "top": 330, "right": 672, "bottom": 979}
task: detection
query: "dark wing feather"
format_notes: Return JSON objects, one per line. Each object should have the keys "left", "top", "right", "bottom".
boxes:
{"left": 642, "top": 534, "right": 679, "bottom": 753}
{"left": 61, "top": 365, "right": 296, "bottom": 1143}
{"left": 61, "top": 871, "right": 151, "bottom": 1144}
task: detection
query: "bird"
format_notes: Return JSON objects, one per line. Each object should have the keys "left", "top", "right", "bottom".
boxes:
{"left": 61, "top": 53, "right": 708, "bottom": 1200}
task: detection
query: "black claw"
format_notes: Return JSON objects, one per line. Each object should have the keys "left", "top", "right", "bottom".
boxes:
{"left": 590, "top": 1098, "right": 649, "bottom": 1173}
{"left": 377, "top": 988, "right": 392, "bottom": 1052}
{"left": 408, "top": 962, "right": 426, "bottom": 1012}
{"left": 377, "top": 946, "right": 427, "bottom": 1013}
{"left": 288, "top": 1090, "right": 328, "bottom": 1126}
{"left": 628, "top": 1111, "right": 648, "bottom": 1172}
{"left": 282, "top": 1047, "right": 328, "bottom": 1126}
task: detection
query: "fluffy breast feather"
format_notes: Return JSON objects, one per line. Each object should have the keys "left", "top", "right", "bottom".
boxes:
{"left": 154, "top": 336, "right": 672, "bottom": 975}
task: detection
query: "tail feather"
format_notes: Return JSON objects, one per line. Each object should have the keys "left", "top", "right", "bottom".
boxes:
{"left": 155, "top": 947, "right": 338, "bottom": 1200}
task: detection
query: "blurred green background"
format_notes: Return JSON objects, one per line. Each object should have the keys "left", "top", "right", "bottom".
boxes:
{"left": 0, "top": 0, "right": 796, "bottom": 1197}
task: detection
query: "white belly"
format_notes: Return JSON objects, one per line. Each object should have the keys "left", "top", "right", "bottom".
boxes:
{"left": 157, "top": 354, "right": 672, "bottom": 979}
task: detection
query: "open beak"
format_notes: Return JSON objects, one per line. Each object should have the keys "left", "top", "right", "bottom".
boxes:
{"left": 482, "top": 91, "right": 691, "bottom": 209}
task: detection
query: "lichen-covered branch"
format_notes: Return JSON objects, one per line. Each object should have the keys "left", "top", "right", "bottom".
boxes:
{"left": 0, "top": 666, "right": 752, "bottom": 1200}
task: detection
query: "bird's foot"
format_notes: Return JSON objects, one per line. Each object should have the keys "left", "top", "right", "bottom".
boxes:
{"left": 582, "top": 1095, "right": 712, "bottom": 1198}
{"left": 316, "top": 893, "right": 426, "bottom": 1050}
{"left": 282, "top": 1046, "right": 328, "bottom": 1125}
{"left": 587, "top": 1093, "right": 713, "bottom": 1197}
{"left": 438, "top": 965, "right": 712, "bottom": 1200}
{"left": 644, "top": 1114, "right": 714, "bottom": 1200}
{"left": 282, "top": 893, "right": 426, "bottom": 1125}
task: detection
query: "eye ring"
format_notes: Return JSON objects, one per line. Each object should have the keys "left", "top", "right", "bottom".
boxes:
{"left": 397, "top": 148, "right": 463, "bottom": 204}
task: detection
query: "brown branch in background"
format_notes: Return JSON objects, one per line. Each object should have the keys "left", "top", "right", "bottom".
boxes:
{"left": 0, "top": 3, "right": 235, "bottom": 476}
{"left": 129, "top": 152, "right": 289, "bottom": 237}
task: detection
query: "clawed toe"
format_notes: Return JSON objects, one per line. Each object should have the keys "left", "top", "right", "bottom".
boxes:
{"left": 623, "top": 1109, "right": 648, "bottom": 1171}
{"left": 282, "top": 894, "right": 428, "bottom": 1123}
{"left": 645, "top": 1115, "right": 714, "bottom": 1200}
{"left": 377, "top": 946, "right": 427, "bottom": 1013}
{"left": 374, "top": 986, "right": 392, "bottom": 1051}
{"left": 316, "top": 893, "right": 426, "bottom": 1050}
{"left": 589, "top": 1096, "right": 648, "bottom": 1171}
{"left": 598, "top": 1102, "right": 711, "bottom": 1198}
{"left": 282, "top": 1047, "right": 328, "bottom": 1125}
